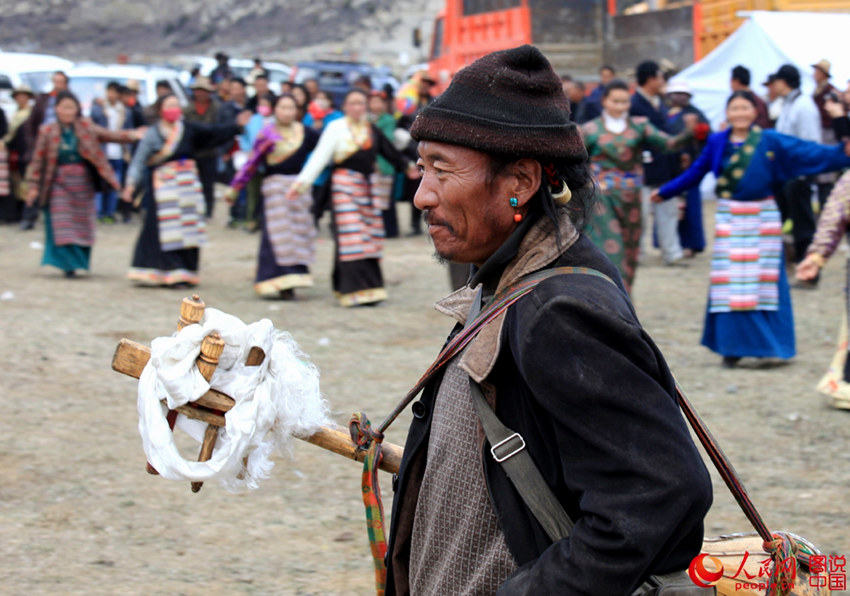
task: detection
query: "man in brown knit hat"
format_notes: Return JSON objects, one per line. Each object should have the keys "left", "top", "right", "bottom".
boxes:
{"left": 384, "top": 45, "right": 712, "bottom": 594}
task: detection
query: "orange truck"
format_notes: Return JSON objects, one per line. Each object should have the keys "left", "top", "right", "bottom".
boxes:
{"left": 426, "top": 0, "right": 606, "bottom": 93}
{"left": 424, "top": 0, "right": 848, "bottom": 92}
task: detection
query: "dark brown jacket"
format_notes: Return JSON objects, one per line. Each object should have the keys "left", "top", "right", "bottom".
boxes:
{"left": 26, "top": 119, "right": 136, "bottom": 206}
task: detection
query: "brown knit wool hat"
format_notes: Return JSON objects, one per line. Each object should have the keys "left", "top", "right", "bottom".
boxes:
{"left": 410, "top": 45, "right": 586, "bottom": 161}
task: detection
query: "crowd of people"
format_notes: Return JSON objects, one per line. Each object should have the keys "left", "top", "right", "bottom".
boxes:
{"left": 0, "top": 55, "right": 435, "bottom": 300}
{"left": 3, "top": 50, "right": 850, "bottom": 370}
{"left": 560, "top": 59, "right": 850, "bottom": 374}
{"left": 4, "top": 42, "right": 850, "bottom": 594}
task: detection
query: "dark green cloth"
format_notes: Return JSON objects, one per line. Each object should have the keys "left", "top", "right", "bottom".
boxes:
{"left": 374, "top": 113, "right": 397, "bottom": 176}
{"left": 57, "top": 126, "right": 82, "bottom": 165}
{"left": 42, "top": 209, "right": 90, "bottom": 272}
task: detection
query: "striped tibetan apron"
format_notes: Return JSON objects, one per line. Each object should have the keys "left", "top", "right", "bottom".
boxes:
{"left": 152, "top": 159, "right": 206, "bottom": 251}
{"left": 331, "top": 168, "right": 384, "bottom": 262}
{"left": 709, "top": 198, "right": 781, "bottom": 313}
{"left": 50, "top": 163, "right": 96, "bottom": 247}
{"left": 261, "top": 174, "right": 316, "bottom": 266}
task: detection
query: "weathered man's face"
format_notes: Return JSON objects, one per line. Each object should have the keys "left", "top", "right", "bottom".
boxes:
{"left": 414, "top": 140, "right": 518, "bottom": 266}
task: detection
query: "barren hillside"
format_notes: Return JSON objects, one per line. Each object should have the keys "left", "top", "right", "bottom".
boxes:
{"left": 0, "top": 0, "right": 442, "bottom": 69}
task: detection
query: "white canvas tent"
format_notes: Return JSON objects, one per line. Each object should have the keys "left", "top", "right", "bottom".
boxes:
{"left": 671, "top": 11, "right": 850, "bottom": 128}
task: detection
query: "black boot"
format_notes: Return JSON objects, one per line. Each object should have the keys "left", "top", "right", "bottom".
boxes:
{"left": 721, "top": 356, "right": 741, "bottom": 369}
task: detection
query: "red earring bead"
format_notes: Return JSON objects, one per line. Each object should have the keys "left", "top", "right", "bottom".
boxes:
{"left": 514, "top": 212, "right": 523, "bottom": 222}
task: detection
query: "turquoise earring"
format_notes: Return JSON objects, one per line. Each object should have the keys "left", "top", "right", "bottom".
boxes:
{"left": 510, "top": 197, "right": 522, "bottom": 222}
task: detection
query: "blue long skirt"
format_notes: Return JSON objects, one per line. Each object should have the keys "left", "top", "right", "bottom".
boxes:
{"left": 701, "top": 263, "right": 795, "bottom": 359}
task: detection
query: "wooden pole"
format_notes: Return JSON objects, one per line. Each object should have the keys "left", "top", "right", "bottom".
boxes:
{"left": 113, "top": 338, "right": 404, "bottom": 477}
{"left": 191, "top": 332, "right": 226, "bottom": 493}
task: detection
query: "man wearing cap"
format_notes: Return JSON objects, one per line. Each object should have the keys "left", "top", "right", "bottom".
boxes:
{"left": 1, "top": 85, "right": 34, "bottom": 222}
{"left": 184, "top": 76, "right": 224, "bottom": 217}
{"left": 1, "top": 85, "right": 34, "bottom": 223}
{"left": 812, "top": 59, "right": 840, "bottom": 207}
{"left": 3, "top": 85, "right": 34, "bottom": 146}
{"left": 384, "top": 45, "right": 712, "bottom": 595}
{"left": 812, "top": 59, "right": 838, "bottom": 133}
{"left": 772, "top": 64, "right": 823, "bottom": 287}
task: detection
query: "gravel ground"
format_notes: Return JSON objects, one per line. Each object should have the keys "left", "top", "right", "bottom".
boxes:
{"left": 0, "top": 199, "right": 848, "bottom": 595}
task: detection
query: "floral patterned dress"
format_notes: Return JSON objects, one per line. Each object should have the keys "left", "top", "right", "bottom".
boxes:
{"left": 581, "top": 116, "right": 684, "bottom": 292}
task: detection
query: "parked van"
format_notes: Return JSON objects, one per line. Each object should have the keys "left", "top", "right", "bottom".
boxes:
{"left": 67, "top": 64, "right": 189, "bottom": 116}
{"left": 290, "top": 60, "right": 399, "bottom": 107}
{"left": 0, "top": 51, "right": 74, "bottom": 120}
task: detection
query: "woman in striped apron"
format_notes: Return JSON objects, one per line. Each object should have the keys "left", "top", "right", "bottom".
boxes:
{"left": 580, "top": 80, "right": 695, "bottom": 293}
{"left": 25, "top": 91, "right": 141, "bottom": 277}
{"left": 653, "top": 91, "right": 850, "bottom": 367}
{"left": 798, "top": 169, "right": 850, "bottom": 408}
{"left": 123, "top": 94, "right": 246, "bottom": 287}
{"left": 227, "top": 94, "right": 320, "bottom": 299}
{"left": 288, "top": 88, "right": 416, "bottom": 307}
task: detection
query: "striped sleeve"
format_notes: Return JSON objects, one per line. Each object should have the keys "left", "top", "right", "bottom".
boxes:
{"left": 809, "top": 169, "right": 850, "bottom": 260}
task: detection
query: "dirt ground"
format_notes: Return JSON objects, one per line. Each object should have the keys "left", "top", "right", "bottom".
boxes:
{"left": 1, "top": 198, "right": 848, "bottom": 595}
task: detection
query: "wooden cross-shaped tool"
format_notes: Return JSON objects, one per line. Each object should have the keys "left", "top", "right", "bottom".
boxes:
{"left": 140, "top": 294, "right": 264, "bottom": 492}
{"left": 112, "top": 295, "right": 404, "bottom": 493}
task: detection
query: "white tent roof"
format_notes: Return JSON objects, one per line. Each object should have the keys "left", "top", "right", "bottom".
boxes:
{"left": 671, "top": 11, "right": 850, "bottom": 127}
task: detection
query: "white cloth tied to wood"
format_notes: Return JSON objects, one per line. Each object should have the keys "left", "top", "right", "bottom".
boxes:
{"left": 137, "top": 308, "right": 329, "bottom": 491}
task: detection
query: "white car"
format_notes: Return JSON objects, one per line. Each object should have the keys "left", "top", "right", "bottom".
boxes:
{"left": 67, "top": 63, "right": 189, "bottom": 116}
{"left": 0, "top": 51, "right": 75, "bottom": 120}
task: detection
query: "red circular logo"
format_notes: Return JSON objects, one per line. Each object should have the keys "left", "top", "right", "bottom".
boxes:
{"left": 688, "top": 554, "right": 724, "bottom": 588}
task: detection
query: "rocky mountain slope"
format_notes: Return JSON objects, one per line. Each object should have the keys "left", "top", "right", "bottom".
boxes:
{"left": 0, "top": 0, "right": 442, "bottom": 70}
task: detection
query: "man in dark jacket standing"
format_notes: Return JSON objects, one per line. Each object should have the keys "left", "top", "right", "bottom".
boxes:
{"left": 184, "top": 76, "right": 224, "bottom": 218}
{"left": 20, "top": 70, "right": 70, "bottom": 230}
{"left": 383, "top": 45, "right": 712, "bottom": 595}
{"left": 584, "top": 64, "right": 616, "bottom": 122}
{"left": 630, "top": 60, "right": 686, "bottom": 266}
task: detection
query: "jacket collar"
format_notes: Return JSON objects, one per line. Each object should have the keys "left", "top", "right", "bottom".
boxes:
{"left": 434, "top": 212, "right": 579, "bottom": 383}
